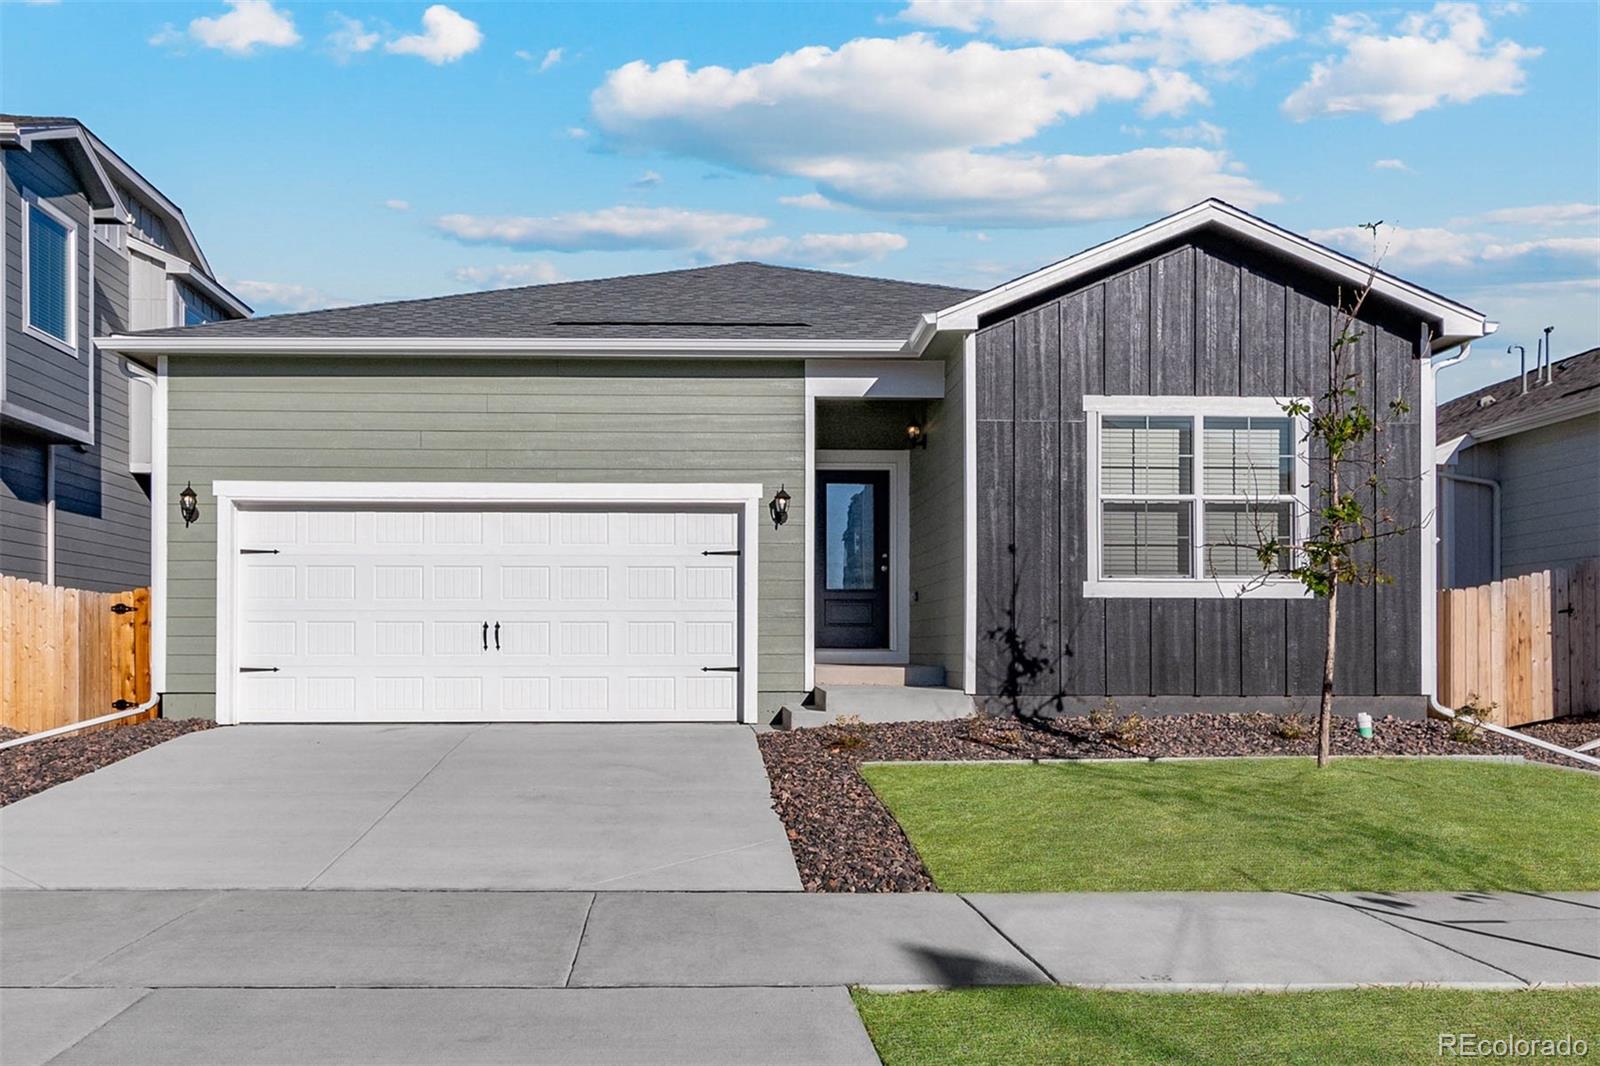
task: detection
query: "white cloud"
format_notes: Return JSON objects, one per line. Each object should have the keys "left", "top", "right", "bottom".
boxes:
{"left": 327, "top": 13, "right": 379, "bottom": 62}
{"left": 383, "top": 199, "right": 411, "bottom": 211}
{"left": 227, "top": 279, "right": 338, "bottom": 313}
{"left": 433, "top": 206, "right": 769, "bottom": 252}
{"left": 1284, "top": 3, "right": 1540, "bottom": 122}
{"left": 798, "top": 146, "right": 1275, "bottom": 226}
{"left": 779, "top": 192, "right": 839, "bottom": 210}
{"left": 1139, "top": 68, "right": 1209, "bottom": 116}
{"left": 702, "top": 231, "right": 909, "bottom": 268}
{"left": 186, "top": 0, "right": 299, "bottom": 55}
{"left": 386, "top": 4, "right": 481, "bottom": 64}
{"left": 1474, "top": 203, "right": 1599, "bottom": 228}
{"left": 593, "top": 35, "right": 1147, "bottom": 167}
{"left": 631, "top": 170, "right": 663, "bottom": 188}
{"left": 1161, "top": 120, "right": 1226, "bottom": 145}
{"left": 540, "top": 47, "right": 563, "bottom": 71}
{"left": 565, "top": 126, "right": 589, "bottom": 140}
{"left": 452, "top": 263, "right": 564, "bottom": 288}
{"left": 1373, "top": 158, "right": 1412, "bottom": 172}
{"left": 592, "top": 33, "right": 1276, "bottom": 225}
{"left": 1312, "top": 222, "right": 1600, "bottom": 272}
{"left": 901, "top": 0, "right": 1296, "bottom": 66}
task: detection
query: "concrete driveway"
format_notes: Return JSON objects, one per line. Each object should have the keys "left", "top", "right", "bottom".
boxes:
{"left": 0, "top": 724, "right": 801, "bottom": 891}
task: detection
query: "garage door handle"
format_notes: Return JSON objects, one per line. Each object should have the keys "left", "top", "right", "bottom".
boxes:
{"left": 701, "top": 666, "right": 740, "bottom": 673}
{"left": 493, "top": 622, "right": 500, "bottom": 650}
{"left": 239, "top": 666, "right": 279, "bottom": 673}
{"left": 482, "top": 622, "right": 489, "bottom": 650}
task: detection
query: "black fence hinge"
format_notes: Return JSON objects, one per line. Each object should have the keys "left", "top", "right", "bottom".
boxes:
{"left": 110, "top": 603, "right": 136, "bottom": 614}
{"left": 111, "top": 699, "right": 137, "bottom": 710}
{"left": 701, "top": 549, "right": 741, "bottom": 556}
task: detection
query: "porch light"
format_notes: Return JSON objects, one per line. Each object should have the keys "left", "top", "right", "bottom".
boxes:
{"left": 769, "top": 485, "right": 791, "bottom": 530}
{"left": 906, "top": 420, "right": 928, "bottom": 448}
{"left": 179, "top": 482, "right": 200, "bottom": 527}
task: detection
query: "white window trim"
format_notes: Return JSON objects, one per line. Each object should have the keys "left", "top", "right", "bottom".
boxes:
{"left": 20, "top": 190, "right": 80, "bottom": 356}
{"left": 1082, "top": 395, "right": 1312, "bottom": 600}
{"left": 209, "top": 481, "right": 763, "bottom": 726}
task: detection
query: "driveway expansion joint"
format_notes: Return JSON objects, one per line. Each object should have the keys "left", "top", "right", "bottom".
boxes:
{"left": 561, "top": 893, "right": 597, "bottom": 988}
{"left": 957, "top": 894, "right": 1059, "bottom": 984}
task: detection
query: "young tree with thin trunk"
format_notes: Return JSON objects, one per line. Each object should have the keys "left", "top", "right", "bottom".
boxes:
{"left": 1253, "top": 225, "right": 1419, "bottom": 766}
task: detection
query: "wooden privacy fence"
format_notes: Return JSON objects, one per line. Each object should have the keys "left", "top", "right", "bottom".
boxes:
{"left": 1438, "top": 559, "right": 1600, "bottom": 727}
{"left": 0, "top": 576, "right": 153, "bottom": 734}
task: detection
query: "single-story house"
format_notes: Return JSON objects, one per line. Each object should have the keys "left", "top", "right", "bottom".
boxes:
{"left": 102, "top": 200, "right": 1494, "bottom": 726}
{"left": 1436, "top": 346, "right": 1600, "bottom": 589}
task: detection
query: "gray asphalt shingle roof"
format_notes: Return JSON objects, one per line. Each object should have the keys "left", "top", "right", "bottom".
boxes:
{"left": 1437, "top": 347, "right": 1600, "bottom": 441}
{"left": 134, "top": 262, "right": 979, "bottom": 341}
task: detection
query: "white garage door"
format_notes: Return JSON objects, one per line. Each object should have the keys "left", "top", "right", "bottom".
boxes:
{"left": 231, "top": 506, "right": 744, "bottom": 723}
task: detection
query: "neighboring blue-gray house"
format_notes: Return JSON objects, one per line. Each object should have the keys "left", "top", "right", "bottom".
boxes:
{"left": 1436, "top": 347, "right": 1600, "bottom": 589}
{"left": 0, "top": 115, "right": 249, "bottom": 592}
{"left": 102, "top": 201, "right": 1494, "bottom": 725}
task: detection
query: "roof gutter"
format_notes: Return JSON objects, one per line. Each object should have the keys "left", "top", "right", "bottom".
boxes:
{"left": 96, "top": 335, "right": 921, "bottom": 359}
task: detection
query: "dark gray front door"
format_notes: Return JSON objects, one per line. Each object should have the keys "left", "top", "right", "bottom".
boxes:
{"left": 815, "top": 470, "right": 890, "bottom": 649}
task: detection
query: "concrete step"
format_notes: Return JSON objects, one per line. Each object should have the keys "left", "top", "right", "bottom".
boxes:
{"left": 811, "top": 684, "right": 973, "bottom": 723}
{"left": 813, "top": 663, "right": 946, "bottom": 687}
{"left": 778, "top": 706, "right": 833, "bottom": 730}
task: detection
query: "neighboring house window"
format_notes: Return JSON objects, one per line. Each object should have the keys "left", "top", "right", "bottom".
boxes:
{"left": 1083, "top": 396, "right": 1310, "bottom": 598}
{"left": 179, "top": 283, "right": 226, "bottom": 326}
{"left": 23, "top": 193, "right": 78, "bottom": 352}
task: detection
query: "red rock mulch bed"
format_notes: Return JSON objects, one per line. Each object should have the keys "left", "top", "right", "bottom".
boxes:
{"left": 0, "top": 719, "right": 217, "bottom": 806}
{"left": 1519, "top": 713, "right": 1600, "bottom": 753}
{"left": 757, "top": 712, "right": 1594, "bottom": 893}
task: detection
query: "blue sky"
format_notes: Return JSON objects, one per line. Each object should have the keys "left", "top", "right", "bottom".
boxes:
{"left": 4, "top": 0, "right": 1596, "bottom": 397}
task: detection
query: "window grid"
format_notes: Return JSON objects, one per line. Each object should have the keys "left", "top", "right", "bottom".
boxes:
{"left": 1095, "top": 410, "right": 1305, "bottom": 583}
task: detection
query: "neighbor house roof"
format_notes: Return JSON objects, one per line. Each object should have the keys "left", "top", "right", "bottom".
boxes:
{"left": 125, "top": 262, "right": 978, "bottom": 345}
{"left": 1, "top": 113, "right": 248, "bottom": 317}
{"left": 1438, "top": 347, "right": 1600, "bottom": 445}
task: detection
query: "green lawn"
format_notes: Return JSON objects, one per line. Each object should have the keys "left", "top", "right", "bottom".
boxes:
{"left": 860, "top": 758, "right": 1600, "bottom": 892}
{"left": 853, "top": 986, "right": 1600, "bottom": 1066}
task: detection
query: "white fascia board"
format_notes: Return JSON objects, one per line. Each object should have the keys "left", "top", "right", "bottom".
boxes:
{"left": 1435, "top": 433, "right": 1474, "bottom": 466}
{"left": 931, "top": 200, "right": 1492, "bottom": 346}
{"left": 804, "top": 358, "right": 947, "bottom": 399}
{"left": 1462, "top": 395, "right": 1600, "bottom": 445}
{"left": 98, "top": 335, "right": 915, "bottom": 358}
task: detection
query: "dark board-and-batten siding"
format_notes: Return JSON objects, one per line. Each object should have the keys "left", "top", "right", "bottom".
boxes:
{"left": 975, "top": 238, "right": 1425, "bottom": 713}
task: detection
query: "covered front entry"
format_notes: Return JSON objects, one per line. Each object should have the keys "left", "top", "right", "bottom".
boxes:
{"left": 215, "top": 483, "right": 761, "bottom": 724}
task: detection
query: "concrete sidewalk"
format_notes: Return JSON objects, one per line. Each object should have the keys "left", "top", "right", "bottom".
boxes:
{"left": 2, "top": 889, "right": 1594, "bottom": 1065}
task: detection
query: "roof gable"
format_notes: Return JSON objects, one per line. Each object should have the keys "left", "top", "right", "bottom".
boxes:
{"left": 931, "top": 200, "right": 1493, "bottom": 351}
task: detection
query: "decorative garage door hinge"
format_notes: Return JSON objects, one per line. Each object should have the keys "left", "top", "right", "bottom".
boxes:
{"left": 239, "top": 548, "right": 280, "bottom": 555}
{"left": 701, "top": 549, "right": 741, "bottom": 556}
{"left": 239, "top": 666, "right": 280, "bottom": 673}
{"left": 701, "top": 666, "right": 740, "bottom": 673}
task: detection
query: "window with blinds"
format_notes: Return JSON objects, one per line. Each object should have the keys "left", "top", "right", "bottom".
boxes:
{"left": 1088, "top": 399, "right": 1308, "bottom": 593}
{"left": 24, "top": 197, "right": 76, "bottom": 349}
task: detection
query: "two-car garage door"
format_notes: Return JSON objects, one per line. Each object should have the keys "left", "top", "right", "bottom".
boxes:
{"left": 231, "top": 505, "right": 744, "bottom": 723}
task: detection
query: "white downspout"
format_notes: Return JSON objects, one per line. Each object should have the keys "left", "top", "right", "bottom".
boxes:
{"left": 1423, "top": 342, "right": 1599, "bottom": 769}
{"left": 44, "top": 446, "right": 57, "bottom": 585}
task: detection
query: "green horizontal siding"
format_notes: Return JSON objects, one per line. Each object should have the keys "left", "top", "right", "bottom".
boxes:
{"left": 165, "top": 356, "right": 808, "bottom": 719}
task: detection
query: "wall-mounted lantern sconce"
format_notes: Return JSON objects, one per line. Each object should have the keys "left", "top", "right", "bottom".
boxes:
{"left": 179, "top": 481, "right": 200, "bottom": 527}
{"left": 769, "top": 485, "right": 791, "bottom": 530}
{"left": 906, "top": 420, "right": 928, "bottom": 449}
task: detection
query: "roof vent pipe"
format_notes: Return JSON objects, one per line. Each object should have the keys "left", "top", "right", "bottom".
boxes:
{"left": 1542, "top": 326, "right": 1554, "bottom": 385}
{"left": 1512, "top": 344, "right": 1527, "bottom": 393}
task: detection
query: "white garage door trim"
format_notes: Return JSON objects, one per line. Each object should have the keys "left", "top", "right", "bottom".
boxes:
{"left": 212, "top": 481, "right": 764, "bottom": 725}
